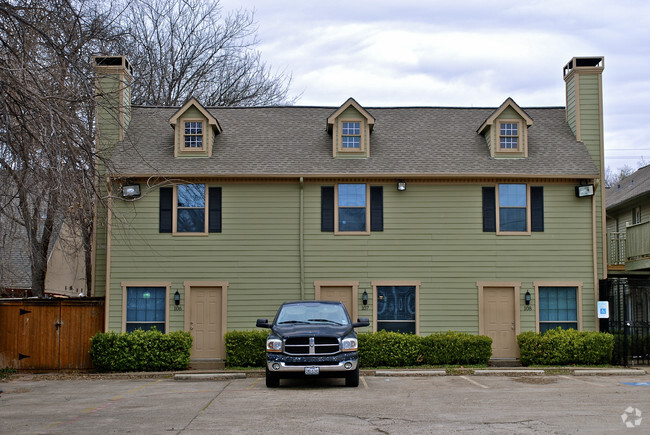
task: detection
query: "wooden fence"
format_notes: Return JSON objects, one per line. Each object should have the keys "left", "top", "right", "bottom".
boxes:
{"left": 0, "top": 298, "right": 104, "bottom": 371}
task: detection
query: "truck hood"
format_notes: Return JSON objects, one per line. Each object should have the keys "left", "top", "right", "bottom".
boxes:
{"left": 272, "top": 324, "right": 354, "bottom": 338}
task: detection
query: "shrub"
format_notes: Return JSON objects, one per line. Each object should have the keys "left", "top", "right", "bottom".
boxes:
{"left": 90, "top": 329, "right": 193, "bottom": 372}
{"left": 358, "top": 331, "right": 423, "bottom": 367}
{"left": 358, "top": 330, "right": 492, "bottom": 368}
{"left": 421, "top": 331, "right": 493, "bottom": 365}
{"left": 224, "top": 329, "right": 269, "bottom": 368}
{"left": 517, "top": 328, "right": 614, "bottom": 366}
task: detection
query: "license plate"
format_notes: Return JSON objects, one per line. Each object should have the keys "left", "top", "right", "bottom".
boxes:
{"left": 304, "top": 367, "right": 320, "bottom": 375}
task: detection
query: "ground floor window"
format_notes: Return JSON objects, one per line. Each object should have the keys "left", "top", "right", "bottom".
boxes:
{"left": 126, "top": 287, "right": 166, "bottom": 332}
{"left": 538, "top": 286, "right": 578, "bottom": 333}
{"left": 376, "top": 285, "right": 416, "bottom": 334}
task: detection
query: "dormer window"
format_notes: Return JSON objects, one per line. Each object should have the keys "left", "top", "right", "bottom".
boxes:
{"left": 184, "top": 121, "right": 204, "bottom": 149}
{"left": 169, "top": 97, "right": 222, "bottom": 158}
{"left": 327, "top": 98, "right": 375, "bottom": 158}
{"left": 477, "top": 98, "right": 532, "bottom": 159}
{"left": 341, "top": 121, "right": 361, "bottom": 150}
{"left": 499, "top": 121, "right": 521, "bottom": 152}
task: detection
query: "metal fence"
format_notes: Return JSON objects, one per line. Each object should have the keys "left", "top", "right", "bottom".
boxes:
{"left": 600, "top": 278, "right": 650, "bottom": 366}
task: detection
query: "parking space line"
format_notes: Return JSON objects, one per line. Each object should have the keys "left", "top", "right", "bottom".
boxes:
{"left": 248, "top": 378, "right": 262, "bottom": 389}
{"left": 559, "top": 375, "right": 606, "bottom": 387}
{"left": 361, "top": 376, "right": 368, "bottom": 389}
{"left": 460, "top": 375, "right": 488, "bottom": 389}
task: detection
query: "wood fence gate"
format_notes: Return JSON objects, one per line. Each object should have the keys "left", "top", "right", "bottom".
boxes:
{"left": 0, "top": 298, "right": 104, "bottom": 371}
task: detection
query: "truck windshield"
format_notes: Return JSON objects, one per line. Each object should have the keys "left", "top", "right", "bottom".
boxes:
{"left": 276, "top": 303, "right": 350, "bottom": 326}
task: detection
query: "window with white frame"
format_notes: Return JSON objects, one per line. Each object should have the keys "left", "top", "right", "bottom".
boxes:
{"left": 337, "top": 184, "right": 367, "bottom": 232}
{"left": 341, "top": 122, "right": 361, "bottom": 149}
{"left": 498, "top": 121, "right": 521, "bottom": 151}
{"left": 184, "top": 121, "right": 204, "bottom": 149}
{"left": 498, "top": 184, "right": 527, "bottom": 232}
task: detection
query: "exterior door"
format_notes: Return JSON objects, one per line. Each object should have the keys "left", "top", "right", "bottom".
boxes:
{"left": 319, "top": 286, "right": 354, "bottom": 320}
{"left": 483, "top": 287, "right": 518, "bottom": 358}
{"left": 189, "top": 287, "right": 223, "bottom": 359}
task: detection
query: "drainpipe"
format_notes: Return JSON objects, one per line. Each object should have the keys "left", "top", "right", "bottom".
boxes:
{"left": 299, "top": 177, "right": 305, "bottom": 300}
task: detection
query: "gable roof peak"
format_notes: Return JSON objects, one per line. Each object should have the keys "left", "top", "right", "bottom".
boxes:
{"left": 327, "top": 97, "right": 375, "bottom": 132}
{"left": 169, "top": 97, "right": 222, "bottom": 133}
{"left": 477, "top": 97, "right": 534, "bottom": 134}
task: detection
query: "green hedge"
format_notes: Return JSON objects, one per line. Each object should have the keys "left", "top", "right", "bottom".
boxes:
{"left": 358, "top": 331, "right": 493, "bottom": 367}
{"left": 90, "top": 329, "right": 193, "bottom": 372}
{"left": 517, "top": 328, "right": 614, "bottom": 366}
{"left": 224, "top": 330, "right": 269, "bottom": 368}
{"left": 224, "top": 330, "right": 493, "bottom": 368}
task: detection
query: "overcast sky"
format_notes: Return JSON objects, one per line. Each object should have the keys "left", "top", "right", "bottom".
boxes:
{"left": 220, "top": 0, "right": 650, "bottom": 172}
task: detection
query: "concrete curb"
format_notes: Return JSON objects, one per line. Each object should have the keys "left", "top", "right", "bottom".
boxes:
{"left": 375, "top": 370, "right": 446, "bottom": 377}
{"left": 573, "top": 368, "right": 647, "bottom": 376}
{"left": 175, "top": 373, "right": 246, "bottom": 381}
{"left": 474, "top": 369, "right": 545, "bottom": 376}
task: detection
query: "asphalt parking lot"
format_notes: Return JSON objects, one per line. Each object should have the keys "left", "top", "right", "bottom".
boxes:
{"left": 1, "top": 373, "right": 649, "bottom": 434}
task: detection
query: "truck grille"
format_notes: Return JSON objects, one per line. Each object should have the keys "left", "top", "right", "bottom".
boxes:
{"left": 284, "top": 337, "right": 340, "bottom": 355}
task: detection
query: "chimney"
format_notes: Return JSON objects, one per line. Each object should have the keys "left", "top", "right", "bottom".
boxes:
{"left": 563, "top": 57, "right": 604, "bottom": 143}
{"left": 94, "top": 56, "right": 133, "bottom": 144}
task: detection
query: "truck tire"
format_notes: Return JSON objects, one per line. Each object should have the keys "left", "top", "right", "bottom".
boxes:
{"left": 266, "top": 367, "right": 280, "bottom": 388}
{"left": 345, "top": 367, "right": 359, "bottom": 387}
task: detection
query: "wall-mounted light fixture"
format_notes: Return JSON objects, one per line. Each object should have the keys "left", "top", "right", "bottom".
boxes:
{"left": 525, "top": 290, "right": 531, "bottom": 306}
{"left": 122, "top": 184, "right": 141, "bottom": 198}
{"left": 397, "top": 180, "right": 406, "bottom": 191}
{"left": 362, "top": 290, "right": 368, "bottom": 306}
{"left": 575, "top": 182, "right": 594, "bottom": 198}
{"left": 174, "top": 291, "right": 181, "bottom": 306}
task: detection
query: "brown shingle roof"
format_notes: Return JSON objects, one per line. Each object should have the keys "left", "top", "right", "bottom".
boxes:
{"left": 109, "top": 105, "right": 599, "bottom": 178}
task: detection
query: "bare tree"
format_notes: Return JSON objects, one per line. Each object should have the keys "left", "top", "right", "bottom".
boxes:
{"left": 0, "top": 0, "right": 120, "bottom": 296}
{"left": 118, "top": 0, "right": 293, "bottom": 106}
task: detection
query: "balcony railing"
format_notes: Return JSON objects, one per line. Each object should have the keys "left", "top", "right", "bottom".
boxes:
{"left": 609, "top": 222, "right": 650, "bottom": 271}
{"left": 608, "top": 232, "right": 626, "bottom": 266}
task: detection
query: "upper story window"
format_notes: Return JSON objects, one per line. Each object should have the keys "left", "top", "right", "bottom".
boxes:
{"left": 184, "top": 121, "right": 204, "bottom": 149}
{"left": 177, "top": 184, "right": 206, "bottom": 233}
{"left": 338, "top": 184, "right": 368, "bottom": 232}
{"left": 482, "top": 184, "right": 544, "bottom": 235}
{"left": 342, "top": 122, "right": 361, "bottom": 149}
{"left": 159, "top": 185, "right": 222, "bottom": 235}
{"left": 498, "top": 184, "right": 527, "bottom": 232}
{"left": 499, "top": 122, "right": 520, "bottom": 150}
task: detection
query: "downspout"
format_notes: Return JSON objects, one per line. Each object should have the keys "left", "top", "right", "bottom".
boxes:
{"left": 299, "top": 177, "right": 305, "bottom": 300}
{"left": 592, "top": 183, "right": 599, "bottom": 332}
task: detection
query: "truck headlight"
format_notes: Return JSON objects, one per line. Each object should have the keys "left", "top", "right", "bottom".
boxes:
{"left": 266, "top": 338, "right": 282, "bottom": 352}
{"left": 341, "top": 337, "right": 358, "bottom": 351}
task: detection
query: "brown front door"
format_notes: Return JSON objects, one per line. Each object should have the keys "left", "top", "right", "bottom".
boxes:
{"left": 319, "top": 286, "right": 354, "bottom": 320}
{"left": 483, "top": 287, "right": 518, "bottom": 358}
{"left": 189, "top": 287, "right": 223, "bottom": 359}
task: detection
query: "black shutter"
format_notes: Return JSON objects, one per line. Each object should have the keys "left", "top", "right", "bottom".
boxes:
{"left": 482, "top": 186, "right": 496, "bottom": 232}
{"left": 208, "top": 187, "right": 222, "bottom": 233}
{"left": 159, "top": 187, "right": 173, "bottom": 233}
{"left": 531, "top": 186, "right": 544, "bottom": 232}
{"left": 370, "top": 186, "right": 383, "bottom": 231}
{"left": 321, "top": 186, "right": 334, "bottom": 232}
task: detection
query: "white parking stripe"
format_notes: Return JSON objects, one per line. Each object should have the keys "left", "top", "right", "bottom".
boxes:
{"left": 361, "top": 376, "right": 368, "bottom": 389}
{"left": 559, "top": 375, "right": 606, "bottom": 387}
{"left": 460, "top": 375, "right": 489, "bottom": 389}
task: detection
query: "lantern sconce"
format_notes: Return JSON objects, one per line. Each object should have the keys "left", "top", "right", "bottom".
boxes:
{"left": 362, "top": 290, "right": 368, "bottom": 306}
{"left": 525, "top": 291, "right": 531, "bottom": 306}
{"left": 174, "top": 291, "right": 181, "bottom": 306}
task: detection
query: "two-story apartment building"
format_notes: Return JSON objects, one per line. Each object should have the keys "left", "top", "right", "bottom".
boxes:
{"left": 92, "top": 56, "right": 606, "bottom": 366}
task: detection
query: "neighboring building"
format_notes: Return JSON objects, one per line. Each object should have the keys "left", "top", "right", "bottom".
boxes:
{"left": 604, "top": 165, "right": 650, "bottom": 365}
{"left": 0, "top": 218, "right": 87, "bottom": 298}
{"left": 92, "top": 56, "right": 606, "bottom": 366}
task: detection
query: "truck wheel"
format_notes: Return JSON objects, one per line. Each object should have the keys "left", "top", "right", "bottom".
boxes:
{"left": 266, "top": 367, "right": 280, "bottom": 388}
{"left": 345, "top": 367, "right": 359, "bottom": 387}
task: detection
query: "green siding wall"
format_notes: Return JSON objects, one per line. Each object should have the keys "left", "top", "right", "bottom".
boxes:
{"left": 106, "top": 181, "right": 597, "bottom": 334}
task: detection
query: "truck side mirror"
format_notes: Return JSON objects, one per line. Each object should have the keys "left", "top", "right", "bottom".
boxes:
{"left": 353, "top": 318, "right": 370, "bottom": 328}
{"left": 256, "top": 318, "right": 271, "bottom": 328}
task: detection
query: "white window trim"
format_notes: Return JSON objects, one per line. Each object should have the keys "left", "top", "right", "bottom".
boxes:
{"left": 497, "top": 119, "right": 523, "bottom": 154}
{"left": 337, "top": 118, "right": 366, "bottom": 153}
